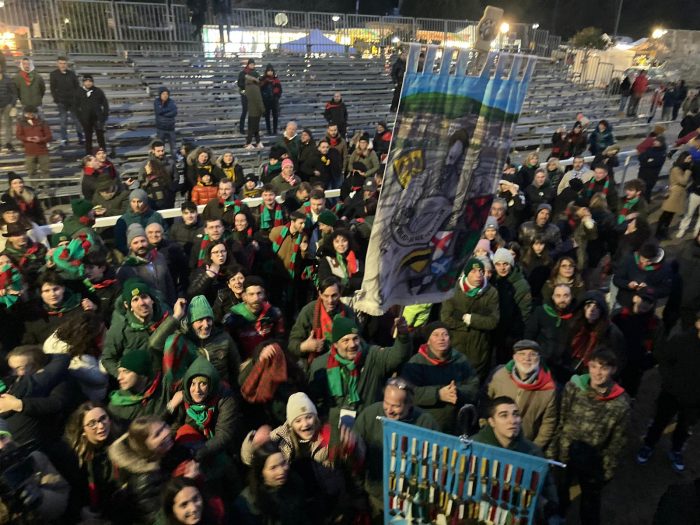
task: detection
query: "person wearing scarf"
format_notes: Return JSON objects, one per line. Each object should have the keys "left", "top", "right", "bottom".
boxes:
{"left": 2, "top": 221, "right": 47, "bottom": 287}
{"left": 440, "top": 257, "right": 500, "bottom": 380}
{"left": 3, "top": 172, "right": 46, "bottom": 226}
{"left": 101, "top": 279, "right": 184, "bottom": 378}
{"left": 255, "top": 184, "right": 286, "bottom": 232}
{"left": 309, "top": 315, "right": 411, "bottom": 446}
{"left": 612, "top": 240, "right": 672, "bottom": 309}
{"left": 486, "top": 339, "right": 557, "bottom": 448}
{"left": 550, "top": 349, "right": 630, "bottom": 525}
{"left": 200, "top": 178, "right": 248, "bottom": 229}
{"left": 106, "top": 349, "right": 169, "bottom": 428}
{"left": 270, "top": 158, "right": 301, "bottom": 195}
{"left": 617, "top": 179, "right": 647, "bottom": 224}
{"left": 401, "top": 321, "right": 479, "bottom": 433}
{"left": 171, "top": 357, "right": 237, "bottom": 480}
{"left": 288, "top": 277, "right": 355, "bottom": 369}
{"left": 585, "top": 165, "right": 619, "bottom": 214}
{"left": 269, "top": 211, "right": 309, "bottom": 281}
{"left": 317, "top": 229, "right": 363, "bottom": 299}
{"left": 225, "top": 276, "right": 285, "bottom": 361}
{"left": 83, "top": 250, "right": 121, "bottom": 327}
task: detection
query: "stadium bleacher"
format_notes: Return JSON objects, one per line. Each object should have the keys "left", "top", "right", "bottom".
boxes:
{"left": 0, "top": 52, "right": 662, "bottom": 207}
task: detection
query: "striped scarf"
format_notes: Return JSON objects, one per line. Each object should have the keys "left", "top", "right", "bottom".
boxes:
{"left": 634, "top": 252, "right": 663, "bottom": 272}
{"left": 617, "top": 196, "right": 639, "bottom": 224}
{"left": 326, "top": 345, "right": 363, "bottom": 404}
{"left": 587, "top": 176, "right": 609, "bottom": 197}
{"left": 334, "top": 251, "right": 358, "bottom": 283}
{"left": 196, "top": 234, "right": 211, "bottom": 268}
{"left": 271, "top": 225, "right": 303, "bottom": 277}
{"left": 259, "top": 203, "right": 284, "bottom": 230}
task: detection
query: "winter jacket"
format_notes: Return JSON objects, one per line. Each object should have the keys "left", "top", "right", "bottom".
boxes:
{"left": 245, "top": 75, "right": 265, "bottom": 118}
{"left": 216, "top": 155, "right": 245, "bottom": 188}
{"left": 631, "top": 74, "right": 648, "bottom": 96}
{"left": 92, "top": 186, "right": 130, "bottom": 217}
{"left": 555, "top": 215, "right": 598, "bottom": 270}
{"left": 16, "top": 115, "right": 52, "bottom": 156}
{"left": 232, "top": 475, "right": 306, "bottom": 525}
{"left": 401, "top": 348, "right": 479, "bottom": 433}
{"left": 154, "top": 88, "right": 177, "bottom": 131}
{"left": 49, "top": 68, "right": 80, "bottom": 106}
{"left": 1, "top": 186, "right": 45, "bottom": 225}
{"left": 676, "top": 238, "right": 700, "bottom": 328}
{"left": 101, "top": 302, "right": 178, "bottom": 377}
{"left": 108, "top": 435, "right": 171, "bottom": 525}
{"left": 74, "top": 85, "right": 109, "bottom": 124}
{"left": 346, "top": 148, "right": 380, "bottom": 177}
{"left": 20, "top": 293, "right": 84, "bottom": 345}
{"left": 260, "top": 74, "right": 282, "bottom": 106}
{"left": 172, "top": 357, "right": 240, "bottom": 463}
{"left": 26, "top": 450, "right": 70, "bottom": 522}
{"left": 637, "top": 144, "right": 667, "bottom": 179}
{"left": 308, "top": 334, "right": 411, "bottom": 430}
{"left": 0, "top": 74, "right": 17, "bottom": 107}
{"left": 588, "top": 128, "right": 615, "bottom": 156}
{"left": 662, "top": 165, "right": 692, "bottom": 214}
{"left": 275, "top": 133, "right": 301, "bottom": 163}
{"left": 440, "top": 281, "right": 500, "bottom": 378}
{"left": 612, "top": 250, "right": 673, "bottom": 308}
{"left": 323, "top": 98, "right": 348, "bottom": 126}
{"left": 524, "top": 182, "right": 554, "bottom": 214}
{"left": 13, "top": 69, "right": 45, "bottom": 107}
{"left": 169, "top": 218, "right": 202, "bottom": 259}
{"left": 116, "top": 250, "right": 177, "bottom": 306}
{"left": 492, "top": 267, "right": 532, "bottom": 342}
{"left": 487, "top": 363, "right": 558, "bottom": 448}
{"left": 178, "top": 321, "right": 241, "bottom": 386}
{"left": 655, "top": 328, "right": 700, "bottom": 406}
{"left": 354, "top": 402, "right": 438, "bottom": 500}
{"left": 287, "top": 299, "right": 355, "bottom": 362}
{"left": 524, "top": 303, "right": 576, "bottom": 380}
{"left": 518, "top": 221, "right": 562, "bottom": 253}
{"left": 191, "top": 181, "right": 219, "bottom": 205}
{"left": 107, "top": 373, "right": 168, "bottom": 428}
{"left": 619, "top": 77, "right": 631, "bottom": 96}
{"left": 549, "top": 374, "right": 630, "bottom": 482}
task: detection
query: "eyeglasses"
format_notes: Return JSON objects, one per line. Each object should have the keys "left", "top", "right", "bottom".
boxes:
{"left": 84, "top": 415, "right": 109, "bottom": 429}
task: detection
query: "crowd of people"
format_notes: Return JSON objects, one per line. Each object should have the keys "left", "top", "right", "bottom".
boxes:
{"left": 0, "top": 52, "right": 699, "bottom": 525}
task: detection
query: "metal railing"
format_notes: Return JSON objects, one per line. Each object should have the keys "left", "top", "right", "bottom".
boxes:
{"left": 0, "top": 0, "right": 563, "bottom": 57}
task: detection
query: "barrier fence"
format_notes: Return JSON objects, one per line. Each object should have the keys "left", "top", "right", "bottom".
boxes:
{"left": 0, "top": 0, "right": 563, "bottom": 57}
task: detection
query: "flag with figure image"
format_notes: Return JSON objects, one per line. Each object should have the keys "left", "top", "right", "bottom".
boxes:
{"left": 355, "top": 43, "right": 536, "bottom": 315}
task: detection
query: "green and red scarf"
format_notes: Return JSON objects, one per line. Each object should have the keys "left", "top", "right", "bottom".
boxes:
{"left": 543, "top": 303, "right": 573, "bottom": 327}
{"left": 259, "top": 203, "right": 284, "bottom": 230}
{"left": 634, "top": 252, "right": 663, "bottom": 271}
{"left": 459, "top": 274, "right": 483, "bottom": 297}
{"left": 617, "top": 196, "right": 639, "bottom": 224}
{"left": 231, "top": 300, "right": 273, "bottom": 334}
{"left": 196, "top": 234, "right": 211, "bottom": 268}
{"left": 326, "top": 345, "right": 364, "bottom": 404}
{"left": 334, "top": 251, "right": 358, "bottom": 283}
{"left": 185, "top": 398, "right": 219, "bottom": 438}
{"left": 417, "top": 344, "right": 450, "bottom": 366}
{"left": 587, "top": 176, "right": 609, "bottom": 197}
{"left": 505, "top": 360, "right": 555, "bottom": 391}
{"left": 108, "top": 372, "right": 162, "bottom": 406}
{"left": 271, "top": 224, "right": 304, "bottom": 277}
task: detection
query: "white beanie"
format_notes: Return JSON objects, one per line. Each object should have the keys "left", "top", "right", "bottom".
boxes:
{"left": 286, "top": 392, "right": 318, "bottom": 424}
{"left": 492, "top": 248, "right": 514, "bottom": 266}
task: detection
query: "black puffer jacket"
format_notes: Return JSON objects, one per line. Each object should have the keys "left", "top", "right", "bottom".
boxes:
{"left": 74, "top": 86, "right": 110, "bottom": 123}
{"left": 49, "top": 68, "right": 80, "bottom": 106}
{"left": 0, "top": 75, "right": 17, "bottom": 107}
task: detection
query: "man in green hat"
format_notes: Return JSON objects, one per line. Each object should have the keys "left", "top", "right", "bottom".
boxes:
{"left": 163, "top": 295, "right": 241, "bottom": 387}
{"left": 101, "top": 278, "right": 186, "bottom": 377}
{"left": 107, "top": 349, "right": 169, "bottom": 427}
{"left": 440, "top": 257, "right": 500, "bottom": 380}
{"left": 60, "top": 197, "right": 106, "bottom": 252}
{"left": 308, "top": 313, "right": 411, "bottom": 444}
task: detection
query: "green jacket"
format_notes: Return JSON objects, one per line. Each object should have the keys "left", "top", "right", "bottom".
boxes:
{"left": 287, "top": 300, "right": 355, "bottom": 362}
{"left": 101, "top": 301, "right": 178, "bottom": 377}
{"left": 345, "top": 149, "right": 380, "bottom": 177}
{"left": 114, "top": 208, "right": 166, "bottom": 254}
{"left": 308, "top": 335, "right": 411, "bottom": 433}
{"left": 401, "top": 348, "right": 479, "bottom": 433}
{"left": 440, "top": 282, "right": 500, "bottom": 378}
{"left": 13, "top": 70, "right": 45, "bottom": 107}
{"left": 174, "top": 357, "right": 240, "bottom": 465}
{"left": 275, "top": 134, "right": 301, "bottom": 164}
{"left": 354, "top": 402, "right": 439, "bottom": 500}
{"left": 60, "top": 216, "right": 106, "bottom": 252}
{"left": 548, "top": 374, "right": 630, "bottom": 481}
{"left": 107, "top": 375, "right": 168, "bottom": 428}
{"left": 177, "top": 324, "right": 241, "bottom": 386}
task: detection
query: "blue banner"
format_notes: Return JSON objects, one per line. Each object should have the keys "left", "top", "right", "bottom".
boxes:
{"left": 382, "top": 418, "right": 551, "bottom": 525}
{"left": 355, "top": 45, "right": 535, "bottom": 315}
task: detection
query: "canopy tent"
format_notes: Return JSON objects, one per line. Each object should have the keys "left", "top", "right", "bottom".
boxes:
{"left": 280, "top": 28, "right": 354, "bottom": 54}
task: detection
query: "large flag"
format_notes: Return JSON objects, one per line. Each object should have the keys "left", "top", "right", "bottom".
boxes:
{"left": 355, "top": 44, "right": 536, "bottom": 315}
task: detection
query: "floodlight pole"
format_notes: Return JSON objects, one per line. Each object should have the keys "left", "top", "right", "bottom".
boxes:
{"left": 613, "top": 0, "right": 623, "bottom": 39}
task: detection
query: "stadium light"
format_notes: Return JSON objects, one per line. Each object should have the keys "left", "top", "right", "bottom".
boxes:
{"left": 651, "top": 28, "right": 667, "bottom": 39}
{"left": 500, "top": 22, "right": 510, "bottom": 34}
{"left": 391, "top": 36, "right": 400, "bottom": 44}
{"left": 331, "top": 15, "right": 340, "bottom": 22}
{"left": 0, "top": 1, "right": 5, "bottom": 8}
{"left": 531, "top": 23, "right": 539, "bottom": 30}
{"left": 64, "top": 18, "right": 70, "bottom": 24}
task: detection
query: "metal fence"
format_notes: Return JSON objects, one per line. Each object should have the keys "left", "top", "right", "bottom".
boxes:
{"left": 0, "top": 0, "right": 563, "bottom": 57}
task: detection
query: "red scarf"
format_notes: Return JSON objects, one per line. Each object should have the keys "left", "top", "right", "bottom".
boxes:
{"left": 506, "top": 362, "right": 555, "bottom": 391}
{"left": 571, "top": 324, "right": 603, "bottom": 370}
{"left": 313, "top": 298, "right": 338, "bottom": 342}
{"left": 417, "top": 344, "right": 449, "bottom": 366}
{"left": 240, "top": 343, "right": 288, "bottom": 403}
{"left": 20, "top": 70, "right": 31, "bottom": 86}
{"left": 92, "top": 278, "right": 118, "bottom": 290}
{"left": 617, "top": 307, "right": 659, "bottom": 353}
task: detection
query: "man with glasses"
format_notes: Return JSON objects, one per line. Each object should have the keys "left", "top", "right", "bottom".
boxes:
{"left": 354, "top": 377, "right": 439, "bottom": 522}
{"left": 486, "top": 340, "right": 558, "bottom": 450}
{"left": 401, "top": 321, "right": 479, "bottom": 433}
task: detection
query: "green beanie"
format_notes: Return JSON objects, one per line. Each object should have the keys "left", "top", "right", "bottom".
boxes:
{"left": 50, "top": 232, "right": 70, "bottom": 248}
{"left": 119, "top": 349, "right": 152, "bottom": 378}
{"left": 464, "top": 257, "right": 485, "bottom": 273}
{"left": 331, "top": 315, "right": 359, "bottom": 343}
{"left": 71, "top": 198, "right": 93, "bottom": 218}
{"left": 318, "top": 210, "right": 337, "bottom": 227}
{"left": 121, "top": 278, "right": 152, "bottom": 304}
{"left": 188, "top": 295, "right": 214, "bottom": 324}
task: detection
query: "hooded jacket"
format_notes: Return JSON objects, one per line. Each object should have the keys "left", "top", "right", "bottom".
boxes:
{"left": 173, "top": 356, "right": 240, "bottom": 463}
{"left": 74, "top": 84, "right": 109, "bottom": 124}
{"left": 13, "top": 63, "right": 45, "bottom": 107}
{"left": 153, "top": 87, "right": 177, "bottom": 131}
{"left": 323, "top": 97, "right": 348, "bottom": 126}
{"left": 612, "top": 249, "right": 672, "bottom": 308}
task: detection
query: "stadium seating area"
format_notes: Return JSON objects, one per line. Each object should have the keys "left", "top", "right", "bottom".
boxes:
{"left": 0, "top": 52, "right": 660, "bottom": 207}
